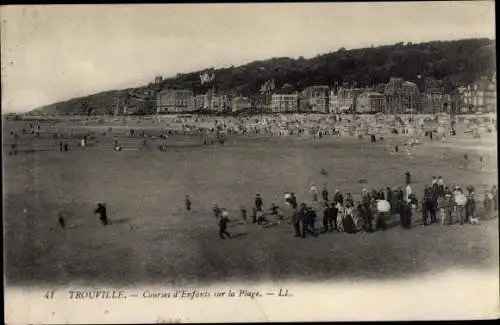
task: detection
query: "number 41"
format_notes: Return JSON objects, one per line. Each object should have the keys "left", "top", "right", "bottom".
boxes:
{"left": 44, "top": 290, "right": 55, "bottom": 299}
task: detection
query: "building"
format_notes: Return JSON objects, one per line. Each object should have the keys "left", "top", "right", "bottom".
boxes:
{"left": 156, "top": 88, "right": 194, "bottom": 113}
{"left": 231, "top": 96, "right": 252, "bottom": 112}
{"left": 356, "top": 91, "right": 385, "bottom": 113}
{"left": 420, "top": 77, "right": 446, "bottom": 113}
{"left": 329, "top": 90, "right": 339, "bottom": 113}
{"left": 335, "top": 83, "right": 362, "bottom": 112}
{"left": 270, "top": 93, "right": 299, "bottom": 113}
{"left": 299, "top": 85, "right": 330, "bottom": 113}
{"left": 460, "top": 76, "right": 496, "bottom": 113}
{"left": 251, "top": 94, "right": 271, "bottom": 113}
{"left": 211, "top": 95, "right": 230, "bottom": 112}
{"left": 193, "top": 93, "right": 210, "bottom": 110}
{"left": 384, "top": 78, "right": 420, "bottom": 114}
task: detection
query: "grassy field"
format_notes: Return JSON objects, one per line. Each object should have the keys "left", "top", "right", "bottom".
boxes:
{"left": 3, "top": 119, "right": 498, "bottom": 286}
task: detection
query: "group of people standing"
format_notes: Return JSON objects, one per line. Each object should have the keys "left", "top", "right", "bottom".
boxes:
{"left": 203, "top": 173, "right": 498, "bottom": 240}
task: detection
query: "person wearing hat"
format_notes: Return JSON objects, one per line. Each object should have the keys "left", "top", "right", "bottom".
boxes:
{"left": 94, "top": 202, "right": 109, "bottom": 226}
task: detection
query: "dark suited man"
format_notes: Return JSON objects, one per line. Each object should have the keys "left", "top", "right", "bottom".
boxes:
{"left": 299, "top": 204, "right": 314, "bottom": 238}
{"left": 255, "top": 194, "right": 263, "bottom": 212}
{"left": 321, "top": 187, "right": 329, "bottom": 202}
{"left": 422, "top": 186, "right": 436, "bottom": 225}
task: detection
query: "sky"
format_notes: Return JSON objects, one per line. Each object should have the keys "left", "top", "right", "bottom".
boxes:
{"left": 0, "top": 2, "right": 495, "bottom": 113}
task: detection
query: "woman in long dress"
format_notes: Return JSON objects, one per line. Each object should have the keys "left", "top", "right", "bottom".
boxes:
{"left": 342, "top": 202, "right": 357, "bottom": 234}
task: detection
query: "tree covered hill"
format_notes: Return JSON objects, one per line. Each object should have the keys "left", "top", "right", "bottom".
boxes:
{"left": 30, "top": 38, "right": 495, "bottom": 115}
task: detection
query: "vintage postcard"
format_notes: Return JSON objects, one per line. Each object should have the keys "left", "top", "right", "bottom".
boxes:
{"left": 2, "top": 2, "right": 498, "bottom": 323}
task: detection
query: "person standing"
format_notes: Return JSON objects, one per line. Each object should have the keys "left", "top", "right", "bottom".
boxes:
{"left": 374, "top": 198, "right": 386, "bottom": 230}
{"left": 310, "top": 183, "right": 319, "bottom": 203}
{"left": 94, "top": 202, "right": 109, "bottom": 226}
{"left": 333, "top": 189, "right": 344, "bottom": 206}
{"left": 405, "top": 171, "right": 412, "bottom": 186}
{"left": 218, "top": 209, "right": 232, "bottom": 239}
{"left": 437, "top": 176, "right": 445, "bottom": 197}
{"left": 463, "top": 153, "right": 468, "bottom": 169}
{"left": 185, "top": 195, "right": 192, "bottom": 211}
{"left": 361, "top": 189, "right": 371, "bottom": 210}
{"left": 289, "top": 193, "right": 298, "bottom": 209}
{"left": 322, "top": 202, "right": 330, "bottom": 233}
{"left": 479, "top": 156, "right": 486, "bottom": 171}
{"left": 400, "top": 200, "right": 412, "bottom": 229}
{"left": 307, "top": 207, "right": 317, "bottom": 236}
{"left": 213, "top": 204, "right": 222, "bottom": 220}
{"left": 465, "top": 187, "right": 476, "bottom": 223}
{"left": 491, "top": 185, "right": 498, "bottom": 213}
{"left": 346, "top": 193, "right": 354, "bottom": 208}
{"left": 58, "top": 212, "right": 66, "bottom": 229}
{"left": 240, "top": 206, "right": 247, "bottom": 221}
{"left": 454, "top": 187, "right": 467, "bottom": 225}
{"left": 255, "top": 194, "right": 263, "bottom": 212}
{"left": 299, "top": 204, "right": 312, "bottom": 238}
{"left": 321, "top": 187, "right": 329, "bottom": 202}
{"left": 483, "top": 190, "right": 494, "bottom": 220}
{"left": 443, "top": 193, "right": 454, "bottom": 225}
{"left": 291, "top": 207, "right": 301, "bottom": 237}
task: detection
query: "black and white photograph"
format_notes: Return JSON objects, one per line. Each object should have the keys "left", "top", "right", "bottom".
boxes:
{"left": 2, "top": 2, "right": 498, "bottom": 323}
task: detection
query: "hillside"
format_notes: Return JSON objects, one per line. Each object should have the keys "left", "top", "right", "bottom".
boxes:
{"left": 30, "top": 38, "right": 496, "bottom": 115}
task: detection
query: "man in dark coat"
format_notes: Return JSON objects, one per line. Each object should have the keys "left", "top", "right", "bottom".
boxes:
{"left": 322, "top": 203, "right": 330, "bottom": 233}
{"left": 333, "top": 190, "right": 344, "bottom": 206}
{"left": 218, "top": 211, "right": 232, "bottom": 239}
{"left": 321, "top": 187, "right": 329, "bottom": 202}
{"left": 255, "top": 194, "right": 263, "bottom": 212}
{"left": 94, "top": 202, "right": 109, "bottom": 225}
{"left": 289, "top": 193, "right": 298, "bottom": 209}
{"left": 185, "top": 195, "right": 192, "bottom": 211}
{"left": 213, "top": 204, "right": 222, "bottom": 220}
{"left": 358, "top": 203, "right": 373, "bottom": 233}
{"left": 386, "top": 187, "right": 393, "bottom": 209}
{"left": 362, "top": 190, "right": 371, "bottom": 210}
{"left": 422, "top": 186, "right": 433, "bottom": 226}
{"left": 400, "top": 200, "right": 412, "bottom": 228}
{"left": 299, "top": 204, "right": 313, "bottom": 238}
{"left": 307, "top": 208, "right": 317, "bottom": 236}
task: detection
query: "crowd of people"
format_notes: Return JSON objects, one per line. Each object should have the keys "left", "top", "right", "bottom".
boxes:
{"left": 206, "top": 174, "right": 498, "bottom": 239}
{"left": 5, "top": 115, "right": 497, "bottom": 240}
